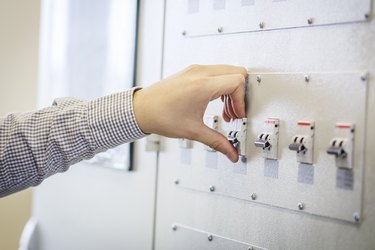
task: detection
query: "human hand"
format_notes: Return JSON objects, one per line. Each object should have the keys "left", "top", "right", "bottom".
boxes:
{"left": 133, "top": 64, "right": 247, "bottom": 162}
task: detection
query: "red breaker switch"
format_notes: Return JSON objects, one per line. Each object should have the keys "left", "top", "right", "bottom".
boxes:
{"left": 289, "top": 121, "right": 315, "bottom": 164}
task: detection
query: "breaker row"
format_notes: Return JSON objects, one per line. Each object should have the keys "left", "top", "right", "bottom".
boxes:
{"left": 181, "top": 116, "right": 355, "bottom": 169}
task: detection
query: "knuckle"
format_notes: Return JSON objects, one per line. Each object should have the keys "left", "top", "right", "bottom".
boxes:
{"left": 236, "top": 74, "right": 246, "bottom": 84}
{"left": 209, "top": 140, "right": 223, "bottom": 152}
{"left": 186, "top": 64, "right": 202, "bottom": 72}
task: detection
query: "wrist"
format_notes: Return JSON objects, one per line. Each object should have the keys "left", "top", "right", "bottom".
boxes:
{"left": 133, "top": 88, "right": 151, "bottom": 134}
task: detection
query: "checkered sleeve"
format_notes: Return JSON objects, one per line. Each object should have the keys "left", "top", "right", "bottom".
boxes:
{"left": 0, "top": 88, "right": 146, "bottom": 197}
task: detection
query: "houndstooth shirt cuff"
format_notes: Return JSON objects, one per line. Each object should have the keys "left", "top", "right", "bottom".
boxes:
{"left": 0, "top": 88, "right": 146, "bottom": 197}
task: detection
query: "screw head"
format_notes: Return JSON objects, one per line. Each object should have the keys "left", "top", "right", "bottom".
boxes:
{"left": 172, "top": 224, "right": 178, "bottom": 231}
{"left": 304, "top": 75, "right": 310, "bottom": 82}
{"left": 307, "top": 18, "right": 313, "bottom": 25}
{"left": 217, "top": 27, "right": 223, "bottom": 33}
{"left": 207, "top": 235, "right": 213, "bottom": 241}
{"left": 182, "top": 30, "right": 187, "bottom": 36}
{"left": 298, "top": 203, "right": 304, "bottom": 210}
{"left": 174, "top": 179, "right": 180, "bottom": 185}
{"left": 364, "top": 13, "right": 370, "bottom": 19}
{"left": 353, "top": 212, "right": 360, "bottom": 222}
{"left": 209, "top": 185, "right": 215, "bottom": 192}
{"left": 259, "top": 22, "right": 265, "bottom": 29}
{"left": 248, "top": 247, "right": 254, "bottom": 250}
{"left": 251, "top": 193, "right": 257, "bottom": 200}
{"left": 360, "top": 75, "right": 367, "bottom": 81}
{"left": 256, "top": 75, "right": 261, "bottom": 83}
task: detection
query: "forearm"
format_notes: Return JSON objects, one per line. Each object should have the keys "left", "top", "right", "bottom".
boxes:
{"left": 0, "top": 88, "right": 146, "bottom": 197}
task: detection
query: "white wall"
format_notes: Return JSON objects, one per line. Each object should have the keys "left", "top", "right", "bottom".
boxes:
{"left": 0, "top": 0, "right": 40, "bottom": 249}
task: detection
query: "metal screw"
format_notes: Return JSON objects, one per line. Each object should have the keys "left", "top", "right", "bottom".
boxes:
{"left": 172, "top": 224, "right": 178, "bottom": 231}
{"left": 307, "top": 18, "right": 313, "bottom": 25}
{"left": 174, "top": 179, "right": 180, "bottom": 185}
{"left": 208, "top": 235, "right": 213, "bottom": 241}
{"left": 365, "top": 13, "right": 370, "bottom": 19}
{"left": 259, "top": 22, "right": 264, "bottom": 29}
{"left": 251, "top": 193, "right": 257, "bottom": 200}
{"left": 209, "top": 185, "right": 215, "bottom": 192}
{"left": 182, "top": 30, "right": 186, "bottom": 36}
{"left": 256, "top": 75, "right": 261, "bottom": 83}
{"left": 304, "top": 75, "right": 310, "bottom": 82}
{"left": 217, "top": 27, "right": 223, "bottom": 33}
{"left": 248, "top": 247, "right": 254, "bottom": 250}
{"left": 360, "top": 74, "right": 367, "bottom": 81}
{"left": 353, "top": 212, "right": 360, "bottom": 222}
{"left": 298, "top": 203, "right": 304, "bottom": 210}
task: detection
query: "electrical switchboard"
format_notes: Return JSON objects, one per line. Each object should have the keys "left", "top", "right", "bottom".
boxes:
{"left": 155, "top": 1, "right": 375, "bottom": 249}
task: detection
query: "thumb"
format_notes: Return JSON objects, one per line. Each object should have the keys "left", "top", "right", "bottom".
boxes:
{"left": 195, "top": 124, "right": 239, "bottom": 163}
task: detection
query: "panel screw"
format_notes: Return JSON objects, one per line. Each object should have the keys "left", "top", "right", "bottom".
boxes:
{"left": 248, "top": 247, "right": 254, "bottom": 250}
{"left": 217, "top": 27, "right": 223, "bottom": 33}
{"left": 251, "top": 193, "right": 257, "bottom": 200}
{"left": 172, "top": 224, "right": 178, "bottom": 231}
{"left": 208, "top": 235, "right": 213, "bottom": 241}
{"left": 307, "top": 18, "right": 313, "bottom": 25}
{"left": 256, "top": 75, "right": 261, "bottom": 83}
{"left": 360, "top": 75, "right": 367, "bottom": 81}
{"left": 259, "top": 22, "right": 265, "bottom": 29}
{"left": 298, "top": 203, "right": 304, "bottom": 210}
{"left": 353, "top": 212, "right": 360, "bottom": 222}
{"left": 182, "top": 30, "right": 186, "bottom": 36}
{"left": 174, "top": 179, "right": 180, "bottom": 185}
{"left": 209, "top": 185, "right": 215, "bottom": 192}
{"left": 364, "top": 13, "right": 370, "bottom": 19}
{"left": 304, "top": 75, "right": 310, "bottom": 82}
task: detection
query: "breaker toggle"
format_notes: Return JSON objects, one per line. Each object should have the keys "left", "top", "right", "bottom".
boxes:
{"left": 289, "top": 121, "right": 315, "bottom": 164}
{"left": 254, "top": 134, "right": 271, "bottom": 150}
{"left": 327, "top": 139, "right": 348, "bottom": 158}
{"left": 288, "top": 136, "right": 307, "bottom": 154}
{"left": 254, "top": 118, "right": 280, "bottom": 160}
{"left": 327, "top": 123, "right": 354, "bottom": 169}
{"left": 227, "top": 118, "right": 247, "bottom": 157}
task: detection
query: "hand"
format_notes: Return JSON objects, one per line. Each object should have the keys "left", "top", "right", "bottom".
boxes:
{"left": 133, "top": 64, "right": 247, "bottom": 162}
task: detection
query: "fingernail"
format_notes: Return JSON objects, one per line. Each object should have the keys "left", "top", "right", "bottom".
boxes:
{"left": 227, "top": 153, "right": 238, "bottom": 163}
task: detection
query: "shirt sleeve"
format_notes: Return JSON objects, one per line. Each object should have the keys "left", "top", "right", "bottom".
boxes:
{"left": 0, "top": 88, "right": 146, "bottom": 197}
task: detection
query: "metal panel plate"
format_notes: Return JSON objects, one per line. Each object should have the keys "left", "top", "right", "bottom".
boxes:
{"left": 180, "top": 0, "right": 371, "bottom": 37}
{"left": 174, "top": 72, "right": 367, "bottom": 223}
{"left": 170, "top": 223, "right": 268, "bottom": 250}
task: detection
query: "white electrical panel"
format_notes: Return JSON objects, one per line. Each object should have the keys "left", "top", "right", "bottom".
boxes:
{"left": 171, "top": 72, "right": 367, "bottom": 223}
{"left": 155, "top": 0, "right": 375, "bottom": 249}
{"left": 169, "top": 223, "right": 268, "bottom": 250}
{"left": 182, "top": 0, "right": 371, "bottom": 37}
